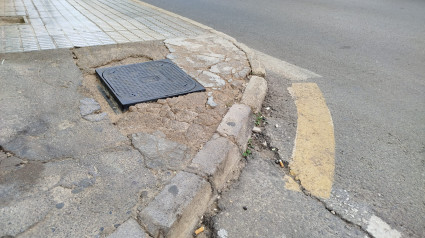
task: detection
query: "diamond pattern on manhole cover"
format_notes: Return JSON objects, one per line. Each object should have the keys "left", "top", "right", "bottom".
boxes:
{"left": 96, "top": 59, "right": 205, "bottom": 109}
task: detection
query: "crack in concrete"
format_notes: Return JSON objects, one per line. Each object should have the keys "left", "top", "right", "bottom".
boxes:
{"left": 14, "top": 209, "right": 54, "bottom": 237}
{"left": 258, "top": 131, "right": 372, "bottom": 237}
{"left": 70, "top": 47, "right": 155, "bottom": 73}
{"left": 86, "top": 55, "right": 154, "bottom": 70}
{"left": 0, "top": 146, "right": 17, "bottom": 158}
{"left": 40, "top": 157, "right": 77, "bottom": 164}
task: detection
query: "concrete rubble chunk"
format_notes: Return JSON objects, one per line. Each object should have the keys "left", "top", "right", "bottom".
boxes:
{"left": 252, "top": 127, "right": 262, "bottom": 133}
{"left": 83, "top": 112, "right": 107, "bottom": 122}
{"left": 198, "top": 71, "right": 226, "bottom": 88}
{"left": 241, "top": 76, "right": 268, "bottom": 113}
{"left": 79, "top": 98, "right": 101, "bottom": 116}
{"left": 248, "top": 54, "right": 266, "bottom": 77}
{"left": 79, "top": 98, "right": 107, "bottom": 122}
{"left": 164, "top": 38, "right": 203, "bottom": 49}
{"left": 131, "top": 131, "right": 191, "bottom": 170}
{"left": 107, "top": 219, "right": 148, "bottom": 238}
{"left": 189, "top": 136, "right": 242, "bottom": 190}
{"left": 138, "top": 172, "right": 212, "bottom": 238}
{"left": 217, "top": 104, "right": 253, "bottom": 151}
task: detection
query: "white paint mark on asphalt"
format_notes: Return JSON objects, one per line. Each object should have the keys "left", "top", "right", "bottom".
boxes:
{"left": 367, "top": 215, "right": 401, "bottom": 238}
{"left": 254, "top": 50, "right": 321, "bottom": 80}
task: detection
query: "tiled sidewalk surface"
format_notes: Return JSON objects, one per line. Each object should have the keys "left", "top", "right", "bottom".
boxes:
{"left": 0, "top": 0, "right": 206, "bottom": 53}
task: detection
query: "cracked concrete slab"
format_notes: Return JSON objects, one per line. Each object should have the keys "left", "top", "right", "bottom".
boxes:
{"left": 0, "top": 23, "right": 257, "bottom": 238}
{"left": 1, "top": 147, "right": 162, "bottom": 237}
{"left": 0, "top": 50, "right": 127, "bottom": 161}
{"left": 213, "top": 154, "right": 366, "bottom": 238}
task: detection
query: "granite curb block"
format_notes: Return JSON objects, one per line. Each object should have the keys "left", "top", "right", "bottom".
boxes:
{"left": 216, "top": 104, "right": 253, "bottom": 152}
{"left": 138, "top": 172, "right": 212, "bottom": 238}
{"left": 187, "top": 135, "right": 242, "bottom": 191}
{"left": 137, "top": 91, "right": 266, "bottom": 238}
{"left": 241, "top": 76, "right": 268, "bottom": 113}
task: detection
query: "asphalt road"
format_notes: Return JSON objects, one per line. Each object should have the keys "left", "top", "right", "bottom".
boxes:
{"left": 142, "top": 0, "right": 425, "bottom": 237}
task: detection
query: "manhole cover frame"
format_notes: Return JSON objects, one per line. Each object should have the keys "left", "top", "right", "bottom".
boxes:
{"left": 95, "top": 59, "right": 206, "bottom": 109}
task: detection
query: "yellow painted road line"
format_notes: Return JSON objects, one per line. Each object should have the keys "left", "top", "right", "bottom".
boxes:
{"left": 290, "top": 83, "right": 335, "bottom": 199}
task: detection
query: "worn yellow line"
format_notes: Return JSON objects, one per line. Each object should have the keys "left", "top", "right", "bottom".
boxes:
{"left": 289, "top": 83, "right": 335, "bottom": 199}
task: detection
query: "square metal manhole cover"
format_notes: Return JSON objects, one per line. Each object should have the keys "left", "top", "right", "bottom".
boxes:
{"left": 96, "top": 59, "right": 205, "bottom": 109}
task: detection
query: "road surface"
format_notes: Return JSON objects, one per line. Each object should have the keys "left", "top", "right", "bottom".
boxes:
{"left": 142, "top": 0, "right": 425, "bottom": 237}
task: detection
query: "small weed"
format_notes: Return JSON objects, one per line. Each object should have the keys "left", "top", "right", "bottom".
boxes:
{"left": 247, "top": 139, "right": 253, "bottom": 148}
{"left": 255, "top": 113, "right": 264, "bottom": 126}
{"left": 242, "top": 149, "right": 252, "bottom": 158}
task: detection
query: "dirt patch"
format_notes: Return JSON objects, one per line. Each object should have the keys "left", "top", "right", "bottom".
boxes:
{"left": 73, "top": 36, "right": 250, "bottom": 154}
{"left": 0, "top": 16, "right": 26, "bottom": 26}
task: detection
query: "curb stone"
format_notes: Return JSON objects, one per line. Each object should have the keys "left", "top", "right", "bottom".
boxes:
{"left": 187, "top": 135, "right": 241, "bottom": 191}
{"left": 216, "top": 104, "right": 253, "bottom": 152}
{"left": 132, "top": 2, "right": 268, "bottom": 237}
{"left": 138, "top": 172, "right": 212, "bottom": 238}
{"left": 241, "top": 76, "right": 268, "bottom": 113}
{"left": 137, "top": 95, "right": 265, "bottom": 237}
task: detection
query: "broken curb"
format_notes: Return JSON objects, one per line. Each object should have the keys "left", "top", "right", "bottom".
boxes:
{"left": 138, "top": 80, "right": 266, "bottom": 237}
{"left": 188, "top": 135, "right": 242, "bottom": 191}
{"left": 129, "top": 7, "right": 268, "bottom": 237}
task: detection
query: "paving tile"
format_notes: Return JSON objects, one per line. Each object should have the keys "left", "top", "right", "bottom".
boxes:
{"left": 158, "top": 14, "right": 204, "bottom": 35}
{"left": 92, "top": 31, "right": 115, "bottom": 44}
{"left": 21, "top": 36, "right": 39, "bottom": 51}
{"left": 118, "top": 30, "right": 140, "bottom": 42}
{"left": 51, "top": 34, "right": 73, "bottom": 48}
{"left": 4, "top": 37, "right": 22, "bottom": 52}
{"left": 0, "top": 0, "right": 206, "bottom": 52}
{"left": 84, "top": 33, "right": 102, "bottom": 46}
{"left": 137, "top": 27, "right": 165, "bottom": 40}
{"left": 131, "top": 29, "right": 155, "bottom": 41}
{"left": 105, "top": 31, "right": 130, "bottom": 43}
{"left": 67, "top": 33, "right": 87, "bottom": 47}
{"left": 37, "top": 35, "right": 56, "bottom": 49}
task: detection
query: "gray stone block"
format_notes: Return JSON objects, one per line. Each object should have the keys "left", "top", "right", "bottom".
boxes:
{"left": 217, "top": 104, "right": 253, "bottom": 151}
{"left": 189, "top": 136, "right": 241, "bottom": 190}
{"left": 248, "top": 53, "right": 266, "bottom": 77}
{"left": 107, "top": 219, "right": 148, "bottom": 238}
{"left": 241, "top": 76, "right": 268, "bottom": 113}
{"left": 138, "top": 172, "right": 212, "bottom": 238}
{"left": 79, "top": 98, "right": 101, "bottom": 116}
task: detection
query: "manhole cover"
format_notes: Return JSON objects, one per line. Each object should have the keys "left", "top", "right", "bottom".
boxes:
{"left": 96, "top": 59, "right": 205, "bottom": 109}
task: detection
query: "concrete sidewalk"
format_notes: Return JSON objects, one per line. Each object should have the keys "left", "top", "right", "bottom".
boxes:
{"left": 0, "top": 0, "right": 267, "bottom": 237}
{"left": 0, "top": 0, "right": 205, "bottom": 53}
